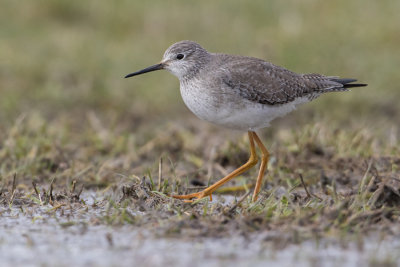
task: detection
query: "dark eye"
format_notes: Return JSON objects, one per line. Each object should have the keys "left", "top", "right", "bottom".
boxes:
{"left": 176, "top": 54, "right": 184, "bottom": 60}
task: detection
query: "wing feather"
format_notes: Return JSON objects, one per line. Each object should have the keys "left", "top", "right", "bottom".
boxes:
{"left": 220, "top": 57, "right": 342, "bottom": 105}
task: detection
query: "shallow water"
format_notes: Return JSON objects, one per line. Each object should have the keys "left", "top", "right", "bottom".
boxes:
{"left": 1, "top": 192, "right": 399, "bottom": 267}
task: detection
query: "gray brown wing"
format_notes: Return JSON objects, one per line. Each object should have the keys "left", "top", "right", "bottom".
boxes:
{"left": 220, "top": 57, "right": 343, "bottom": 105}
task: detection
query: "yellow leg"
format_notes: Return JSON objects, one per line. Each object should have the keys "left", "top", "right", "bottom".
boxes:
{"left": 172, "top": 131, "right": 258, "bottom": 202}
{"left": 251, "top": 132, "right": 270, "bottom": 202}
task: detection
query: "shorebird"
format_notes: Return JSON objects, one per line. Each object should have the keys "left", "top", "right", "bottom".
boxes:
{"left": 125, "top": 40, "right": 367, "bottom": 202}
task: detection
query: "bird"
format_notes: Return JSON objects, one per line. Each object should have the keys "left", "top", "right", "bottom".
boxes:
{"left": 124, "top": 40, "right": 367, "bottom": 202}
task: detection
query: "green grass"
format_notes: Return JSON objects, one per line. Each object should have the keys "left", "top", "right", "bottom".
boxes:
{"left": 1, "top": 0, "right": 400, "bottom": 248}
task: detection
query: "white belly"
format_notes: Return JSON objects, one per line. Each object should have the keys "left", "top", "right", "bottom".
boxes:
{"left": 214, "top": 97, "right": 310, "bottom": 131}
{"left": 180, "top": 81, "right": 310, "bottom": 131}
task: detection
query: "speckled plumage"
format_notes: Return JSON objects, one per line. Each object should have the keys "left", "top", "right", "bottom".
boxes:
{"left": 124, "top": 40, "right": 367, "bottom": 202}
{"left": 126, "top": 40, "right": 366, "bottom": 131}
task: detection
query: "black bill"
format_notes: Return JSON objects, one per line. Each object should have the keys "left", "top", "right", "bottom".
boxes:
{"left": 124, "top": 63, "right": 164, "bottom": 78}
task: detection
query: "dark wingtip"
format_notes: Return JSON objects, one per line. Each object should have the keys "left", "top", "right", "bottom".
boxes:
{"left": 343, "top": 83, "right": 368, "bottom": 88}
{"left": 330, "top": 78, "right": 367, "bottom": 88}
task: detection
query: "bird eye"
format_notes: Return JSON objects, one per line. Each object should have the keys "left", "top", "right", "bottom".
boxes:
{"left": 176, "top": 54, "right": 184, "bottom": 60}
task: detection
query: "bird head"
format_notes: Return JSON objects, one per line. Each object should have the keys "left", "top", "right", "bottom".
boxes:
{"left": 125, "top": 40, "right": 210, "bottom": 80}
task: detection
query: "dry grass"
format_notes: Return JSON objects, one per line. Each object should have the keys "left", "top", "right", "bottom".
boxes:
{"left": 1, "top": 111, "right": 399, "bottom": 247}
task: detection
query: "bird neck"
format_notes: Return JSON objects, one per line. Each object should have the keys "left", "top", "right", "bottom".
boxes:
{"left": 181, "top": 54, "right": 212, "bottom": 82}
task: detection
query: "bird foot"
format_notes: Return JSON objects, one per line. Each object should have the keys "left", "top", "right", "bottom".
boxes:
{"left": 171, "top": 190, "right": 213, "bottom": 203}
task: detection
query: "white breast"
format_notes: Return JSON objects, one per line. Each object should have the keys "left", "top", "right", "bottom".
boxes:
{"left": 180, "top": 79, "right": 219, "bottom": 122}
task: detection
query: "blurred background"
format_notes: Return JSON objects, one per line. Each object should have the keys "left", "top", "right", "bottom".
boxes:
{"left": 1, "top": 0, "right": 399, "bottom": 152}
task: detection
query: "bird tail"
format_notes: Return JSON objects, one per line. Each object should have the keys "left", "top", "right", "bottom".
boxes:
{"left": 329, "top": 78, "right": 368, "bottom": 89}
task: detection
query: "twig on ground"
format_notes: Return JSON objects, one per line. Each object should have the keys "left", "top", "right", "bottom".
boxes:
{"left": 32, "top": 181, "right": 43, "bottom": 205}
{"left": 49, "top": 177, "right": 55, "bottom": 203}
{"left": 11, "top": 173, "right": 17, "bottom": 194}
{"left": 77, "top": 184, "right": 84, "bottom": 198}
{"left": 71, "top": 180, "right": 76, "bottom": 194}
{"left": 32, "top": 181, "right": 39, "bottom": 196}
{"left": 9, "top": 173, "right": 17, "bottom": 205}
{"left": 299, "top": 173, "right": 322, "bottom": 201}
{"left": 228, "top": 190, "right": 252, "bottom": 213}
{"left": 158, "top": 157, "right": 162, "bottom": 192}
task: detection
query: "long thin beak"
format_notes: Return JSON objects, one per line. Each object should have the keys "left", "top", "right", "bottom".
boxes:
{"left": 124, "top": 63, "right": 164, "bottom": 78}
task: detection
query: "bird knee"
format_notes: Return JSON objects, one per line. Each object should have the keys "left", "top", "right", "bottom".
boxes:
{"left": 248, "top": 155, "right": 258, "bottom": 166}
